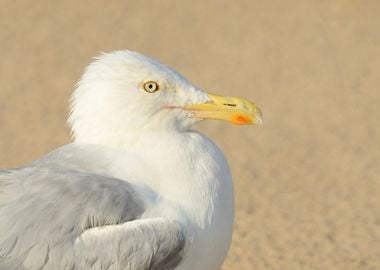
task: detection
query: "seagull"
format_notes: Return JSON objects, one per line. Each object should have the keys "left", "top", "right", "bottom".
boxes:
{"left": 0, "top": 50, "right": 262, "bottom": 270}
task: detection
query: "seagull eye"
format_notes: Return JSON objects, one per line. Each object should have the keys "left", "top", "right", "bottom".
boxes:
{"left": 142, "top": 81, "right": 160, "bottom": 93}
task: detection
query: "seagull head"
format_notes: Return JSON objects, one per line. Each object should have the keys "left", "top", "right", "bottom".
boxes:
{"left": 68, "top": 50, "right": 262, "bottom": 145}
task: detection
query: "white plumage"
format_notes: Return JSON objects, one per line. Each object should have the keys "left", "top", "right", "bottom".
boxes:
{"left": 0, "top": 50, "right": 262, "bottom": 270}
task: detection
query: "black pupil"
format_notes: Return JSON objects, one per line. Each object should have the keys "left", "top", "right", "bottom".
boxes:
{"left": 149, "top": 84, "right": 153, "bottom": 89}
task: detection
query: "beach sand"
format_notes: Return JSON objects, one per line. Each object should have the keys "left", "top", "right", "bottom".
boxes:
{"left": 1, "top": 1, "right": 379, "bottom": 269}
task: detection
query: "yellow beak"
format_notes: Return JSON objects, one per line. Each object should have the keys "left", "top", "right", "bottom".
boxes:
{"left": 184, "top": 93, "right": 263, "bottom": 125}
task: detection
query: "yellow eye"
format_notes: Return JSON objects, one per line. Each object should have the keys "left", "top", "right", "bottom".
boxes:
{"left": 142, "top": 81, "right": 160, "bottom": 93}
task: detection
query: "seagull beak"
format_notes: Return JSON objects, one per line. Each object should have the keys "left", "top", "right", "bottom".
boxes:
{"left": 184, "top": 93, "right": 263, "bottom": 125}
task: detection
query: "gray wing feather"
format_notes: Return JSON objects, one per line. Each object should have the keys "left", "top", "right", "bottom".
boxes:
{"left": 75, "top": 218, "right": 186, "bottom": 270}
{"left": 0, "top": 148, "right": 186, "bottom": 270}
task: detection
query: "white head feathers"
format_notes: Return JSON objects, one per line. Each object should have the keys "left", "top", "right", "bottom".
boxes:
{"left": 68, "top": 50, "right": 209, "bottom": 145}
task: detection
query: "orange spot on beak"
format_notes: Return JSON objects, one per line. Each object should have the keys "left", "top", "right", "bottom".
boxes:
{"left": 232, "top": 114, "right": 251, "bottom": 125}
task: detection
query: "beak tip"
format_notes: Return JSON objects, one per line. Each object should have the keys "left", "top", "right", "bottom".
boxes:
{"left": 255, "top": 116, "right": 263, "bottom": 125}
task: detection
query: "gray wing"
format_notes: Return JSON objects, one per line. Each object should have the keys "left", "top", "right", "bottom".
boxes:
{"left": 0, "top": 162, "right": 185, "bottom": 269}
{"left": 74, "top": 218, "right": 185, "bottom": 270}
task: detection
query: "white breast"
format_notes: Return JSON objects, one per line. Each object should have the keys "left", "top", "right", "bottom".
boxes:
{"left": 106, "top": 131, "right": 235, "bottom": 270}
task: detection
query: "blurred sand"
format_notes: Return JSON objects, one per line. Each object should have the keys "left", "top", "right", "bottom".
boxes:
{"left": 1, "top": 1, "right": 380, "bottom": 269}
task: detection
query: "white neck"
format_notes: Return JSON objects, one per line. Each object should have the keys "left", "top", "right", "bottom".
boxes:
{"left": 75, "top": 130, "right": 233, "bottom": 227}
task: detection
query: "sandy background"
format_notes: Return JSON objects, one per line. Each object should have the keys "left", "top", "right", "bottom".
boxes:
{"left": 1, "top": 1, "right": 379, "bottom": 269}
